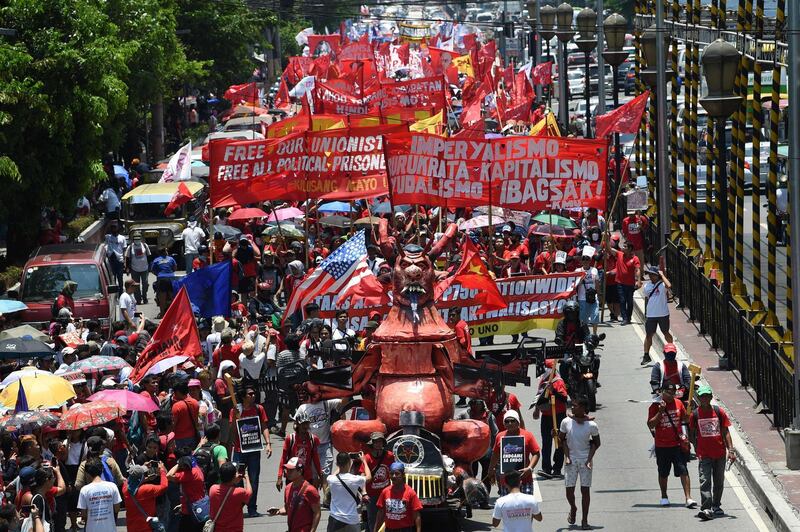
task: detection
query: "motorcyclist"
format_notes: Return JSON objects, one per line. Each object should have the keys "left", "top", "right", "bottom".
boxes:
{"left": 248, "top": 283, "right": 278, "bottom": 323}
{"left": 649, "top": 343, "right": 691, "bottom": 401}
{"left": 555, "top": 301, "right": 598, "bottom": 389}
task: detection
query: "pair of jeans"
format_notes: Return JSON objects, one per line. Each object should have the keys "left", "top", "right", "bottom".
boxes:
{"left": 317, "top": 441, "right": 333, "bottom": 476}
{"left": 108, "top": 254, "right": 124, "bottom": 293}
{"left": 698, "top": 457, "right": 726, "bottom": 510}
{"left": 131, "top": 269, "right": 149, "bottom": 302}
{"left": 184, "top": 253, "right": 198, "bottom": 273}
{"left": 540, "top": 412, "right": 566, "bottom": 474}
{"left": 233, "top": 450, "right": 262, "bottom": 513}
{"left": 617, "top": 283, "right": 635, "bottom": 321}
{"left": 366, "top": 495, "right": 380, "bottom": 532}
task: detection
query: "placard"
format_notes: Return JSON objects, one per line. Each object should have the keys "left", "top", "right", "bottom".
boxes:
{"left": 236, "top": 416, "right": 264, "bottom": 453}
{"left": 500, "top": 435, "right": 526, "bottom": 474}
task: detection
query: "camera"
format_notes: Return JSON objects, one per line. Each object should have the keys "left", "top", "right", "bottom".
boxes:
{"left": 237, "top": 462, "right": 247, "bottom": 475}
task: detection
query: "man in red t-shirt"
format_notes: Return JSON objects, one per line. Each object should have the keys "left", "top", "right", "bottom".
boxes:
{"left": 607, "top": 241, "right": 641, "bottom": 325}
{"left": 647, "top": 383, "right": 696, "bottom": 508}
{"left": 531, "top": 238, "right": 556, "bottom": 274}
{"left": 230, "top": 383, "right": 273, "bottom": 517}
{"left": 360, "top": 432, "right": 395, "bottom": 532}
{"left": 269, "top": 457, "right": 321, "bottom": 532}
{"left": 375, "top": 462, "right": 423, "bottom": 532}
{"left": 488, "top": 410, "right": 541, "bottom": 496}
{"left": 689, "top": 385, "right": 735, "bottom": 520}
{"left": 487, "top": 388, "right": 524, "bottom": 432}
{"left": 622, "top": 211, "right": 649, "bottom": 266}
{"left": 209, "top": 462, "right": 252, "bottom": 532}
{"left": 277, "top": 415, "right": 322, "bottom": 489}
{"left": 171, "top": 382, "right": 200, "bottom": 450}
{"left": 532, "top": 360, "right": 569, "bottom": 479}
{"left": 212, "top": 330, "right": 242, "bottom": 377}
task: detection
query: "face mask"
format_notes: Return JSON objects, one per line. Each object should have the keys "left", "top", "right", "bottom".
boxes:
{"left": 664, "top": 352, "right": 677, "bottom": 361}
{"left": 591, "top": 233, "right": 600, "bottom": 241}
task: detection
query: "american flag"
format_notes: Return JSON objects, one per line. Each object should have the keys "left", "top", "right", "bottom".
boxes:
{"left": 282, "top": 230, "right": 368, "bottom": 323}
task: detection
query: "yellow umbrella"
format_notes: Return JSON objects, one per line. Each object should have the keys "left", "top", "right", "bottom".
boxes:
{"left": 0, "top": 374, "right": 76, "bottom": 410}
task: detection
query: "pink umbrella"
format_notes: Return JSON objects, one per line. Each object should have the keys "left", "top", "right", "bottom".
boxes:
{"left": 228, "top": 207, "right": 268, "bottom": 221}
{"left": 87, "top": 389, "right": 159, "bottom": 412}
{"left": 267, "top": 207, "right": 304, "bottom": 222}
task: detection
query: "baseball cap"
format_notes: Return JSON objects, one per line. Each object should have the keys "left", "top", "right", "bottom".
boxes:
{"left": 188, "top": 379, "right": 201, "bottom": 388}
{"left": 696, "top": 384, "right": 713, "bottom": 396}
{"left": 284, "top": 457, "right": 302, "bottom": 470}
{"left": 124, "top": 278, "right": 139, "bottom": 287}
{"left": 365, "top": 321, "right": 379, "bottom": 330}
{"left": 502, "top": 225, "right": 512, "bottom": 232}
{"left": 18, "top": 466, "right": 36, "bottom": 485}
{"left": 663, "top": 343, "right": 678, "bottom": 354}
{"left": 368, "top": 432, "right": 387, "bottom": 445}
{"left": 503, "top": 410, "right": 520, "bottom": 423}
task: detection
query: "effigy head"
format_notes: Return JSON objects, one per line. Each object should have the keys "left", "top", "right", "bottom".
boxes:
{"left": 393, "top": 243, "right": 435, "bottom": 310}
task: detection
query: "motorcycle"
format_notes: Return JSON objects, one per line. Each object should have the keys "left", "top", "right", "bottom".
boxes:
{"left": 564, "top": 333, "right": 605, "bottom": 412}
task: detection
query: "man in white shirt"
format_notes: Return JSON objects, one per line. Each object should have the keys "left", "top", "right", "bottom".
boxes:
{"left": 77, "top": 457, "right": 122, "bottom": 532}
{"left": 559, "top": 398, "right": 601, "bottom": 530}
{"left": 104, "top": 224, "right": 126, "bottom": 291}
{"left": 641, "top": 266, "right": 674, "bottom": 365}
{"left": 124, "top": 236, "right": 151, "bottom": 304}
{"left": 366, "top": 245, "right": 385, "bottom": 275}
{"left": 119, "top": 279, "right": 139, "bottom": 330}
{"left": 492, "top": 470, "right": 543, "bottom": 531}
{"left": 98, "top": 185, "right": 120, "bottom": 219}
{"left": 327, "top": 452, "right": 371, "bottom": 531}
{"left": 181, "top": 219, "right": 206, "bottom": 273}
{"left": 332, "top": 310, "right": 356, "bottom": 351}
{"left": 295, "top": 398, "right": 342, "bottom": 476}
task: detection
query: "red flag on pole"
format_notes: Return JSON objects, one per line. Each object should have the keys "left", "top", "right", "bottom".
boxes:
{"left": 164, "top": 182, "right": 194, "bottom": 216}
{"left": 531, "top": 62, "right": 553, "bottom": 86}
{"left": 224, "top": 82, "right": 259, "bottom": 106}
{"left": 129, "top": 287, "right": 202, "bottom": 383}
{"left": 435, "top": 238, "right": 507, "bottom": 314}
{"left": 595, "top": 90, "right": 651, "bottom": 138}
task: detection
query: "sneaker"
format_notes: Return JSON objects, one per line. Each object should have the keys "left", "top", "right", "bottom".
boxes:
{"left": 686, "top": 499, "right": 698, "bottom": 509}
{"left": 641, "top": 354, "right": 652, "bottom": 365}
{"left": 269, "top": 426, "right": 280, "bottom": 434}
{"left": 551, "top": 471, "right": 564, "bottom": 479}
{"left": 246, "top": 511, "right": 263, "bottom": 518}
{"left": 660, "top": 498, "right": 670, "bottom": 507}
{"left": 539, "top": 470, "right": 552, "bottom": 479}
{"left": 697, "top": 510, "right": 713, "bottom": 521}
{"left": 621, "top": 319, "right": 631, "bottom": 325}
{"left": 712, "top": 507, "right": 724, "bottom": 516}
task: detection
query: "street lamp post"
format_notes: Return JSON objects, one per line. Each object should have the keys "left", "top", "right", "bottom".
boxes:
{"left": 555, "top": 3, "right": 574, "bottom": 130}
{"left": 539, "top": 5, "right": 557, "bottom": 108}
{"left": 576, "top": 8, "right": 597, "bottom": 138}
{"left": 603, "top": 13, "right": 629, "bottom": 221}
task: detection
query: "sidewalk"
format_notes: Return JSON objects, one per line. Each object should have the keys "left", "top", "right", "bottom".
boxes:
{"left": 633, "top": 291, "right": 800, "bottom": 532}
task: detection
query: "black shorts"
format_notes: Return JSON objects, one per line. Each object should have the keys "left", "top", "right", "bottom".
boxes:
{"left": 239, "top": 276, "right": 255, "bottom": 293}
{"left": 655, "top": 446, "right": 688, "bottom": 477}
{"left": 645, "top": 316, "right": 670, "bottom": 335}
{"left": 155, "top": 278, "right": 173, "bottom": 293}
{"left": 605, "top": 284, "right": 619, "bottom": 303}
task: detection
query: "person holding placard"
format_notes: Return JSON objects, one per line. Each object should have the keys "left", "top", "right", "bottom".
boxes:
{"left": 230, "top": 383, "right": 272, "bottom": 518}
{"left": 488, "top": 410, "right": 541, "bottom": 496}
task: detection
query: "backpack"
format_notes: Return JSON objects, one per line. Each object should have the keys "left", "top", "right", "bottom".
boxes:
{"left": 100, "top": 455, "right": 115, "bottom": 483}
{"left": 659, "top": 360, "right": 686, "bottom": 390}
{"left": 194, "top": 442, "right": 221, "bottom": 488}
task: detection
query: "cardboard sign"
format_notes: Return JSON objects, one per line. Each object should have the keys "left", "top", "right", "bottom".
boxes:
{"left": 236, "top": 416, "right": 265, "bottom": 453}
{"left": 500, "top": 435, "right": 526, "bottom": 474}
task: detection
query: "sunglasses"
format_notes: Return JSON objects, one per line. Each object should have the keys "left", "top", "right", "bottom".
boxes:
{"left": 246, "top": 392, "right": 256, "bottom": 396}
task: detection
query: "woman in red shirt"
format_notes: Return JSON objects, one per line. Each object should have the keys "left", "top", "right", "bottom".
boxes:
{"left": 123, "top": 463, "right": 168, "bottom": 532}
{"left": 209, "top": 463, "right": 252, "bottom": 532}
{"left": 167, "top": 456, "right": 206, "bottom": 532}
{"left": 229, "top": 384, "right": 272, "bottom": 517}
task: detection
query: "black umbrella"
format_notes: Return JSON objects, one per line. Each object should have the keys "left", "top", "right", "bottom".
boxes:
{"left": 0, "top": 338, "right": 54, "bottom": 360}
{"left": 212, "top": 224, "right": 242, "bottom": 242}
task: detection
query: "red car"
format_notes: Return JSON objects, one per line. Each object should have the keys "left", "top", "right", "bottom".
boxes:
{"left": 15, "top": 244, "right": 119, "bottom": 331}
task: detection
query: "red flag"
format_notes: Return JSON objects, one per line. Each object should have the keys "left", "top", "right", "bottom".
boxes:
{"left": 531, "top": 62, "right": 553, "bottom": 86}
{"left": 513, "top": 71, "right": 532, "bottom": 103}
{"left": 502, "top": 65, "right": 514, "bottom": 92}
{"left": 462, "top": 33, "right": 477, "bottom": 54}
{"left": 274, "top": 76, "right": 290, "bottom": 109}
{"left": 460, "top": 83, "right": 487, "bottom": 124}
{"left": 435, "top": 239, "right": 506, "bottom": 314}
{"left": 503, "top": 96, "right": 533, "bottom": 122}
{"left": 396, "top": 43, "right": 410, "bottom": 64}
{"left": 164, "top": 182, "right": 194, "bottom": 216}
{"left": 595, "top": 90, "right": 651, "bottom": 138}
{"left": 129, "top": 287, "right": 202, "bottom": 383}
{"left": 224, "top": 82, "right": 259, "bottom": 106}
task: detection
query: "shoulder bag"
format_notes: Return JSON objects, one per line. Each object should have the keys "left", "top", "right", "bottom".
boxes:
{"left": 664, "top": 402, "right": 690, "bottom": 456}
{"left": 203, "top": 485, "right": 233, "bottom": 532}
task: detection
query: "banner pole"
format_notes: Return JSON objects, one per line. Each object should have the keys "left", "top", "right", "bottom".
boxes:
{"left": 207, "top": 200, "right": 214, "bottom": 265}
{"left": 304, "top": 190, "right": 310, "bottom": 270}
{"left": 600, "top": 164, "right": 627, "bottom": 324}
{"left": 269, "top": 201, "right": 289, "bottom": 257}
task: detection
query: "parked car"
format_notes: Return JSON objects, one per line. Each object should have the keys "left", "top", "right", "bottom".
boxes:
{"left": 15, "top": 244, "right": 119, "bottom": 331}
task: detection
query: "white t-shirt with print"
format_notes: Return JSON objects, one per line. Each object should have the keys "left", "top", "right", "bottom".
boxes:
{"left": 577, "top": 267, "right": 599, "bottom": 302}
{"left": 559, "top": 417, "right": 600, "bottom": 462}
{"left": 327, "top": 472, "right": 366, "bottom": 525}
{"left": 77, "top": 480, "right": 122, "bottom": 532}
{"left": 643, "top": 279, "right": 670, "bottom": 318}
{"left": 492, "top": 492, "right": 541, "bottom": 532}
{"left": 119, "top": 292, "right": 137, "bottom": 324}
{"left": 295, "top": 399, "right": 342, "bottom": 445}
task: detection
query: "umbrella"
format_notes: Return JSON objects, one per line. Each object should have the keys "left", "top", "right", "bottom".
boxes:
{"left": 267, "top": 207, "right": 304, "bottom": 222}
{"left": 0, "top": 367, "right": 51, "bottom": 388}
{"left": 0, "top": 300, "right": 27, "bottom": 314}
{"left": 0, "top": 326, "right": 49, "bottom": 343}
{"left": 112, "top": 165, "right": 129, "bottom": 179}
{"left": 354, "top": 216, "right": 383, "bottom": 227}
{"left": 0, "top": 338, "right": 54, "bottom": 360}
{"left": 56, "top": 401, "right": 124, "bottom": 430}
{"left": 372, "top": 202, "right": 392, "bottom": 214}
{"left": 87, "top": 389, "right": 159, "bottom": 412}
{"left": 318, "top": 201, "right": 353, "bottom": 213}
{"left": 262, "top": 224, "right": 305, "bottom": 238}
{"left": 528, "top": 224, "right": 574, "bottom": 238}
{"left": 318, "top": 215, "right": 352, "bottom": 228}
{"left": 531, "top": 213, "right": 578, "bottom": 229}
{"left": 68, "top": 356, "right": 131, "bottom": 374}
{"left": 212, "top": 224, "right": 242, "bottom": 241}
{"left": 143, "top": 355, "right": 189, "bottom": 379}
{"left": 458, "top": 215, "right": 506, "bottom": 231}
{"left": 0, "top": 410, "right": 59, "bottom": 432}
{"left": 0, "top": 374, "right": 76, "bottom": 410}
{"left": 228, "top": 207, "right": 268, "bottom": 221}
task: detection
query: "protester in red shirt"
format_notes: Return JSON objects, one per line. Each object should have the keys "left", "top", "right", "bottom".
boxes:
{"left": 123, "top": 464, "right": 168, "bottom": 532}
{"left": 269, "top": 457, "right": 321, "bottom": 532}
{"left": 375, "top": 462, "right": 423, "bottom": 532}
{"left": 447, "top": 307, "right": 472, "bottom": 357}
{"left": 531, "top": 237, "right": 556, "bottom": 274}
{"left": 607, "top": 241, "right": 641, "bottom": 325}
{"left": 622, "top": 211, "right": 649, "bottom": 266}
{"left": 532, "top": 359, "right": 569, "bottom": 479}
{"left": 647, "top": 383, "right": 695, "bottom": 508}
{"left": 55, "top": 281, "right": 77, "bottom": 315}
{"left": 360, "top": 432, "right": 395, "bottom": 532}
{"left": 488, "top": 410, "right": 541, "bottom": 495}
{"left": 604, "top": 240, "right": 621, "bottom": 321}
{"left": 212, "top": 330, "right": 242, "bottom": 377}
{"left": 230, "top": 384, "right": 272, "bottom": 517}
{"left": 502, "top": 252, "right": 529, "bottom": 277}
{"left": 209, "top": 462, "right": 252, "bottom": 532}
{"left": 689, "top": 385, "right": 735, "bottom": 519}
{"left": 277, "top": 415, "right": 322, "bottom": 489}
{"left": 487, "top": 387, "right": 524, "bottom": 432}
{"left": 171, "top": 382, "right": 200, "bottom": 450}
{"left": 138, "top": 375, "right": 159, "bottom": 433}
{"left": 167, "top": 455, "right": 206, "bottom": 531}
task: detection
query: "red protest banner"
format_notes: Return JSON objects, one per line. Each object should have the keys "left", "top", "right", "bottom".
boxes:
{"left": 384, "top": 132, "right": 609, "bottom": 211}
{"left": 372, "top": 76, "right": 447, "bottom": 112}
{"left": 314, "top": 272, "right": 584, "bottom": 335}
{"left": 315, "top": 80, "right": 372, "bottom": 114}
{"left": 208, "top": 125, "right": 404, "bottom": 207}
{"left": 339, "top": 41, "right": 374, "bottom": 61}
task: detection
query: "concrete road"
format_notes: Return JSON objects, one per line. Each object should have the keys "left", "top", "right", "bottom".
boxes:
{"left": 114, "top": 294, "right": 775, "bottom": 531}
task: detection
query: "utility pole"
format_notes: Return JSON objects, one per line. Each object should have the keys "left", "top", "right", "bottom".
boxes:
{"left": 596, "top": 0, "right": 606, "bottom": 115}
{"left": 655, "top": 0, "right": 670, "bottom": 250}
{"left": 787, "top": 0, "right": 800, "bottom": 437}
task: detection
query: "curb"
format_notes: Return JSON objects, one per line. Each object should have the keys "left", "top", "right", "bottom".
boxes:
{"left": 632, "top": 294, "right": 800, "bottom": 531}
